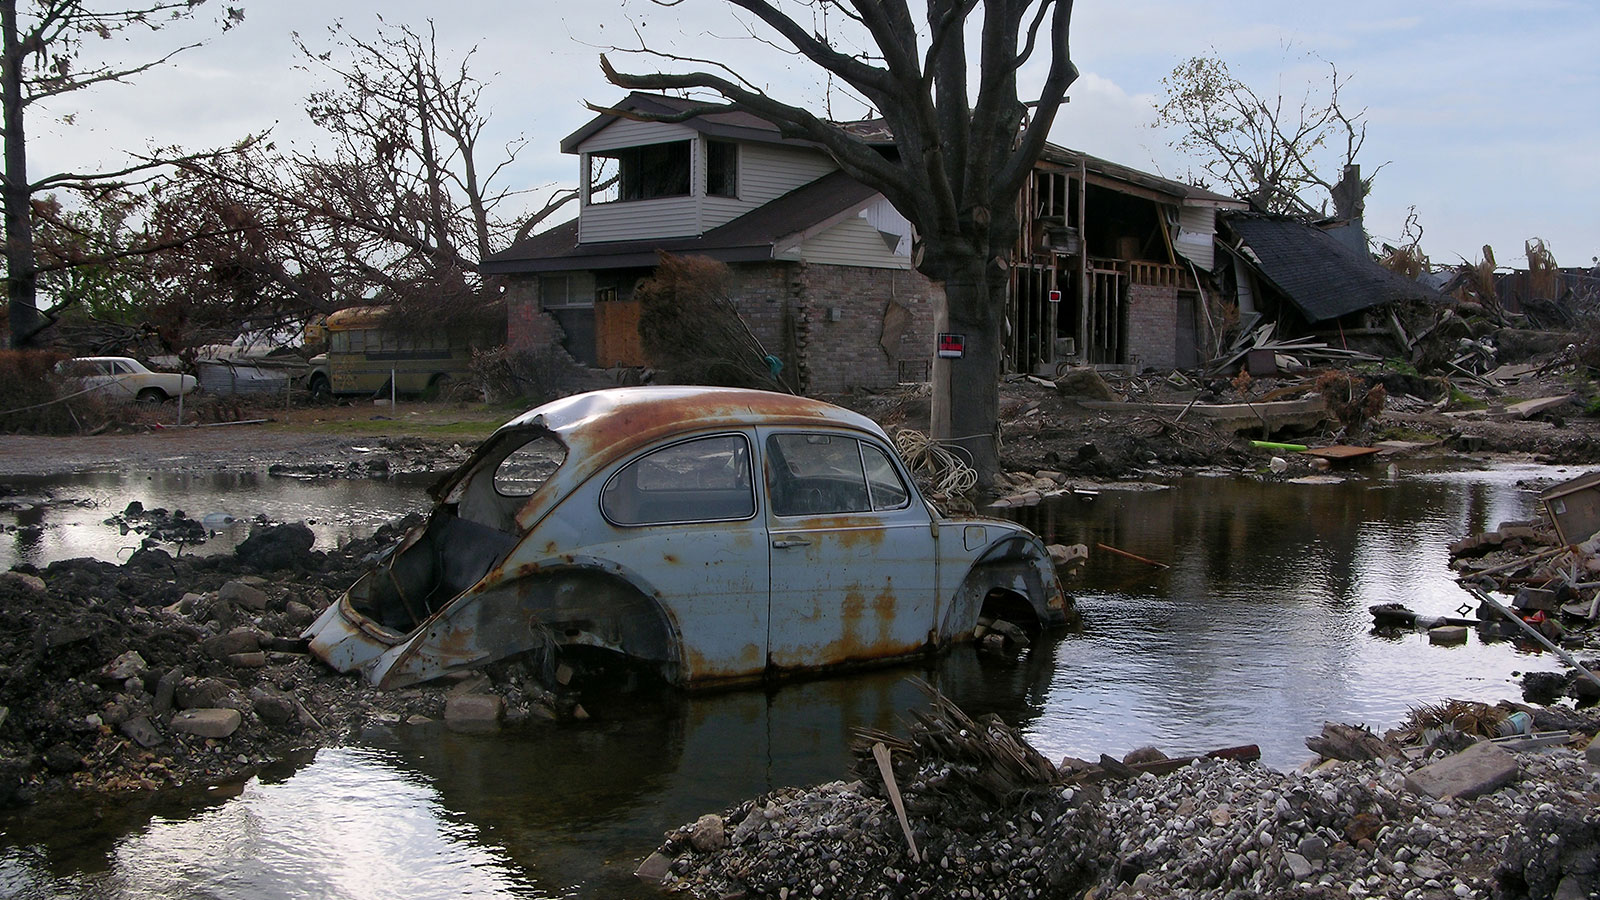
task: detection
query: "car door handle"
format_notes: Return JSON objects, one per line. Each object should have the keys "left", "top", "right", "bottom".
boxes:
{"left": 771, "top": 537, "right": 812, "bottom": 549}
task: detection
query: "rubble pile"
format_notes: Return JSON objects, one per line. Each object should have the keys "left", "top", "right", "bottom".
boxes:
{"left": 101, "top": 500, "right": 210, "bottom": 547}
{"left": 1446, "top": 509, "right": 1600, "bottom": 701}
{"left": 0, "top": 518, "right": 497, "bottom": 805}
{"left": 641, "top": 690, "right": 1107, "bottom": 899}
{"left": 643, "top": 693, "right": 1600, "bottom": 900}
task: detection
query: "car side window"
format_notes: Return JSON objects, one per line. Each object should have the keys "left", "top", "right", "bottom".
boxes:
{"left": 601, "top": 434, "right": 754, "bottom": 526}
{"left": 767, "top": 433, "right": 871, "bottom": 516}
{"left": 861, "top": 443, "right": 911, "bottom": 510}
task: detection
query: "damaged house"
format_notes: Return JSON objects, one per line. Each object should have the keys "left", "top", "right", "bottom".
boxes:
{"left": 1216, "top": 212, "right": 1448, "bottom": 367}
{"left": 486, "top": 93, "right": 1416, "bottom": 390}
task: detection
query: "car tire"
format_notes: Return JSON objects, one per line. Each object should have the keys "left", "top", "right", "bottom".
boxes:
{"left": 308, "top": 373, "right": 331, "bottom": 402}
{"left": 136, "top": 388, "right": 167, "bottom": 404}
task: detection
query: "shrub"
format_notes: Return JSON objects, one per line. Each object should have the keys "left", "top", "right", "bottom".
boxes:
{"left": 0, "top": 350, "right": 103, "bottom": 433}
{"left": 636, "top": 253, "right": 788, "bottom": 391}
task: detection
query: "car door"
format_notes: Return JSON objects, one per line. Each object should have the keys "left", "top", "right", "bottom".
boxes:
{"left": 102, "top": 360, "right": 138, "bottom": 400}
{"left": 592, "top": 431, "right": 770, "bottom": 681}
{"left": 762, "top": 429, "right": 937, "bottom": 671}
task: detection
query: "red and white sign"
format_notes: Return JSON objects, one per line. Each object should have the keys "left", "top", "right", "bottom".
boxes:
{"left": 937, "top": 333, "right": 965, "bottom": 359}
{"left": 1048, "top": 289, "right": 1062, "bottom": 303}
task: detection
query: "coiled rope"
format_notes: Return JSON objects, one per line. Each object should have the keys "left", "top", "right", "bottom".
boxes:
{"left": 893, "top": 428, "right": 979, "bottom": 497}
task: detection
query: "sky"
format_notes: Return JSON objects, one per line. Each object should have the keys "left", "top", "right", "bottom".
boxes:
{"left": 30, "top": 0, "right": 1600, "bottom": 270}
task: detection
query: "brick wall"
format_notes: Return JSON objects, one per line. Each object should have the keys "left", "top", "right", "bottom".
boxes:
{"left": 793, "top": 263, "right": 939, "bottom": 394}
{"left": 506, "top": 278, "right": 566, "bottom": 353}
{"left": 1126, "top": 283, "right": 1179, "bottom": 371}
{"left": 723, "top": 262, "right": 939, "bottom": 395}
{"left": 510, "top": 261, "right": 941, "bottom": 396}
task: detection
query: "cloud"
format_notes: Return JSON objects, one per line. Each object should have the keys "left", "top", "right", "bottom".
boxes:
{"left": 16, "top": 0, "right": 1598, "bottom": 263}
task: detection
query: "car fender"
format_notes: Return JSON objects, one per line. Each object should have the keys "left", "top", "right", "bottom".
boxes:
{"left": 370, "top": 554, "right": 686, "bottom": 688}
{"left": 940, "top": 529, "right": 1069, "bottom": 638}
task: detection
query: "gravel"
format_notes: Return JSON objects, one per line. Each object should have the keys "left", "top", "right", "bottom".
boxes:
{"left": 648, "top": 729, "right": 1600, "bottom": 900}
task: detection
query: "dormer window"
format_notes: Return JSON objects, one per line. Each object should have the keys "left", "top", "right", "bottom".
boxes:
{"left": 587, "top": 141, "right": 691, "bottom": 204}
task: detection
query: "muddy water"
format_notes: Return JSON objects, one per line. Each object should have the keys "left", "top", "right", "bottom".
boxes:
{"left": 0, "top": 460, "right": 1581, "bottom": 898}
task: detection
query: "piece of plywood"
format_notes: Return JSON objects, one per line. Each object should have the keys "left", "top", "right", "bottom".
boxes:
{"left": 1302, "top": 445, "right": 1384, "bottom": 461}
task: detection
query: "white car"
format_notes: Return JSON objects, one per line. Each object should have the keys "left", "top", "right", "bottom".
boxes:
{"left": 57, "top": 356, "right": 199, "bottom": 404}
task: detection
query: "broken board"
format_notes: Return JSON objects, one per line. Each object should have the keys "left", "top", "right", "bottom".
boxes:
{"left": 1301, "top": 445, "right": 1384, "bottom": 461}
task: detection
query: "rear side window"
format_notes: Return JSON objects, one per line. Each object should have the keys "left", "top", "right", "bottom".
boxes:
{"left": 493, "top": 435, "right": 567, "bottom": 497}
{"left": 602, "top": 434, "right": 754, "bottom": 525}
{"left": 767, "top": 433, "right": 912, "bottom": 516}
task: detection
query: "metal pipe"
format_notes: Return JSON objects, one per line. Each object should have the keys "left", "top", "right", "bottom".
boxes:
{"left": 1464, "top": 584, "right": 1600, "bottom": 693}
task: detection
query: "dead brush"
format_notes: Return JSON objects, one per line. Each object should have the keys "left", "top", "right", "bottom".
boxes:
{"left": 0, "top": 349, "right": 107, "bottom": 434}
{"left": 1393, "top": 699, "right": 1505, "bottom": 741}
{"left": 1315, "top": 370, "right": 1386, "bottom": 433}
{"left": 1526, "top": 238, "right": 1560, "bottom": 300}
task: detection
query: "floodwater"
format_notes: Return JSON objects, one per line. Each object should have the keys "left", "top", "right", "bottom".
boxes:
{"left": 0, "top": 471, "right": 436, "bottom": 571}
{"left": 0, "top": 458, "right": 1584, "bottom": 899}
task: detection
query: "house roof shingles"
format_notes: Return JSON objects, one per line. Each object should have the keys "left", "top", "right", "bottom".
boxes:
{"left": 1223, "top": 212, "right": 1443, "bottom": 324}
{"left": 561, "top": 93, "right": 794, "bottom": 154}
{"left": 481, "top": 170, "right": 879, "bottom": 275}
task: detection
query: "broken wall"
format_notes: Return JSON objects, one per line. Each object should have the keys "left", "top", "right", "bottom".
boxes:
{"left": 726, "top": 262, "right": 939, "bottom": 395}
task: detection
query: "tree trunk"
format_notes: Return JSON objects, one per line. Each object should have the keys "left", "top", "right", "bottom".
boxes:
{"left": 1, "top": 0, "right": 40, "bottom": 348}
{"left": 929, "top": 259, "right": 1004, "bottom": 481}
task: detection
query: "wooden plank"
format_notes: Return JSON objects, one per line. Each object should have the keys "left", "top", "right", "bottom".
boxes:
{"left": 1302, "top": 445, "right": 1384, "bottom": 461}
{"left": 594, "top": 298, "right": 647, "bottom": 367}
{"left": 1066, "top": 744, "right": 1261, "bottom": 784}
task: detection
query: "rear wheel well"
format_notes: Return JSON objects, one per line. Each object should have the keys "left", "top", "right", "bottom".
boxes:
{"left": 521, "top": 569, "right": 683, "bottom": 684}
{"left": 978, "top": 586, "right": 1044, "bottom": 632}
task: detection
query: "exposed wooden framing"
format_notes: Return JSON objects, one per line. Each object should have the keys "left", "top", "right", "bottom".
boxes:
{"left": 1009, "top": 165, "right": 1082, "bottom": 376}
{"left": 1077, "top": 155, "right": 1089, "bottom": 366}
{"left": 1088, "top": 258, "right": 1127, "bottom": 364}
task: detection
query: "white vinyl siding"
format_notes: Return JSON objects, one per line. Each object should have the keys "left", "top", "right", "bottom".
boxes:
{"left": 1174, "top": 205, "right": 1218, "bottom": 270}
{"left": 738, "top": 144, "right": 838, "bottom": 204}
{"left": 579, "top": 118, "right": 697, "bottom": 153}
{"left": 571, "top": 123, "right": 842, "bottom": 242}
{"left": 577, "top": 119, "right": 703, "bottom": 242}
{"left": 798, "top": 216, "right": 913, "bottom": 269}
{"left": 579, "top": 195, "right": 701, "bottom": 243}
{"left": 860, "top": 197, "right": 913, "bottom": 257}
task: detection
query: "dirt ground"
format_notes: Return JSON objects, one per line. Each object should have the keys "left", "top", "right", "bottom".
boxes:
{"left": 4, "top": 353, "right": 1598, "bottom": 482}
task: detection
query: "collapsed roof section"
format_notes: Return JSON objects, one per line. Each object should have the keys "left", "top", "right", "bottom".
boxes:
{"left": 1222, "top": 212, "right": 1445, "bottom": 325}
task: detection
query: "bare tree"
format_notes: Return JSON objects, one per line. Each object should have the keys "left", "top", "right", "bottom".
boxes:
{"left": 2, "top": 0, "right": 244, "bottom": 347}
{"left": 290, "top": 19, "right": 573, "bottom": 285}
{"left": 601, "top": 0, "right": 1078, "bottom": 479}
{"left": 1155, "top": 52, "right": 1379, "bottom": 219}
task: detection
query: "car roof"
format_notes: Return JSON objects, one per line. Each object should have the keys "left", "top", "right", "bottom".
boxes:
{"left": 499, "top": 386, "right": 886, "bottom": 459}
{"left": 435, "top": 387, "right": 892, "bottom": 510}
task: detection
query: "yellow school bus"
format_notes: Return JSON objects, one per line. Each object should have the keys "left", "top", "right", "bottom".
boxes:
{"left": 305, "top": 305, "right": 486, "bottom": 399}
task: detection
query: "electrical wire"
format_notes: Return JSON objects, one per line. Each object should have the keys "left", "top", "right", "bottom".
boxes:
{"left": 893, "top": 428, "right": 978, "bottom": 497}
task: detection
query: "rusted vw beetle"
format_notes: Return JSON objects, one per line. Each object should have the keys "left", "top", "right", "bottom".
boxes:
{"left": 304, "top": 386, "right": 1069, "bottom": 688}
